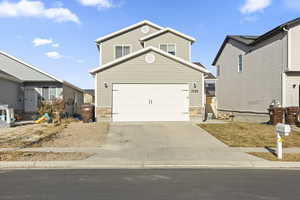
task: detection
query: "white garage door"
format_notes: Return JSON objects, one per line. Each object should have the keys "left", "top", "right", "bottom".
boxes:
{"left": 112, "top": 84, "right": 190, "bottom": 122}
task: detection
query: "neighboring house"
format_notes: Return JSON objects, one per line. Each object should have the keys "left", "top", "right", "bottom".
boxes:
{"left": 212, "top": 17, "right": 300, "bottom": 121}
{"left": 0, "top": 51, "right": 84, "bottom": 117}
{"left": 84, "top": 89, "right": 95, "bottom": 104}
{"left": 90, "top": 20, "right": 209, "bottom": 122}
{"left": 194, "top": 62, "right": 216, "bottom": 97}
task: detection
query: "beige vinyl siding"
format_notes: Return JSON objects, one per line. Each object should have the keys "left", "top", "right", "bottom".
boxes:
{"left": 143, "top": 32, "right": 191, "bottom": 61}
{"left": 101, "top": 25, "right": 160, "bottom": 64}
{"left": 96, "top": 51, "right": 204, "bottom": 108}
{"left": 289, "top": 22, "right": 300, "bottom": 71}
{"left": 216, "top": 32, "right": 286, "bottom": 113}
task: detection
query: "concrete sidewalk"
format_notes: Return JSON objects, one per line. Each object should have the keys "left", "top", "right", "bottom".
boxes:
{"left": 1, "top": 122, "right": 300, "bottom": 169}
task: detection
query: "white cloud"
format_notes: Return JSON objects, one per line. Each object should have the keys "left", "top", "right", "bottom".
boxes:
{"left": 0, "top": 0, "right": 80, "bottom": 23}
{"left": 78, "top": 0, "right": 115, "bottom": 9}
{"left": 33, "top": 38, "right": 53, "bottom": 46}
{"left": 45, "top": 51, "right": 63, "bottom": 59}
{"left": 240, "top": 0, "right": 272, "bottom": 14}
{"left": 52, "top": 43, "right": 60, "bottom": 48}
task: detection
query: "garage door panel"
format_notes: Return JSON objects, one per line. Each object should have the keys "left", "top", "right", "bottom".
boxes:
{"left": 112, "top": 84, "right": 189, "bottom": 122}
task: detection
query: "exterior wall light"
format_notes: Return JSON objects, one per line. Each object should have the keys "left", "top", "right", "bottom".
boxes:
{"left": 193, "top": 83, "right": 197, "bottom": 89}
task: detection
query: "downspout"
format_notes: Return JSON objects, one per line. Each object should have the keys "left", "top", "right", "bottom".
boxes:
{"left": 282, "top": 26, "right": 289, "bottom": 107}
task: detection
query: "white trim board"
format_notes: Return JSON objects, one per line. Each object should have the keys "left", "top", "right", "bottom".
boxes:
{"left": 90, "top": 46, "right": 209, "bottom": 74}
{"left": 95, "top": 20, "right": 163, "bottom": 44}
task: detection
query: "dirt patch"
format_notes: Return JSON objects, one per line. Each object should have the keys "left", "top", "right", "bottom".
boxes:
{"left": 249, "top": 152, "right": 300, "bottom": 162}
{"left": 199, "top": 122, "right": 300, "bottom": 147}
{"left": 0, "top": 151, "right": 93, "bottom": 161}
{"left": 0, "top": 122, "right": 67, "bottom": 148}
{"left": 38, "top": 122, "right": 109, "bottom": 147}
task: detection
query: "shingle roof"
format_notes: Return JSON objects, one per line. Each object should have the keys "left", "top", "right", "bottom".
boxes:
{"left": 205, "top": 73, "right": 216, "bottom": 80}
{"left": 228, "top": 35, "right": 259, "bottom": 45}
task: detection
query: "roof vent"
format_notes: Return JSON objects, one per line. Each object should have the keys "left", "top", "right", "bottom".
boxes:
{"left": 145, "top": 53, "right": 155, "bottom": 63}
{"left": 141, "top": 25, "right": 150, "bottom": 34}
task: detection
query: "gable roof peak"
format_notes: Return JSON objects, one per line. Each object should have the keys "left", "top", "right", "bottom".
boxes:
{"left": 95, "top": 20, "right": 164, "bottom": 44}
{"left": 140, "top": 27, "right": 196, "bottom": 43}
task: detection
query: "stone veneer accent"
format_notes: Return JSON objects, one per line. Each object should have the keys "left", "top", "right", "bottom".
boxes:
{"left": 96, "top": 107, "right": 112, "bottom": 122}
{"left": 189, "top": 107, "right": 204, "bottom": 121}
{"left": 96, "top": 106, "right": 204, "bottom": 122}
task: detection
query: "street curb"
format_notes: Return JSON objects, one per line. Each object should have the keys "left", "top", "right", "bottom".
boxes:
{"left": 1, "top": 161, "right": 300, "bottom": 170}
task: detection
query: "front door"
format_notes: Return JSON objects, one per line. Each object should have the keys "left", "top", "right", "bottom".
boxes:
{"left": 24, "top": 88, "right": 37, "bottom": 113}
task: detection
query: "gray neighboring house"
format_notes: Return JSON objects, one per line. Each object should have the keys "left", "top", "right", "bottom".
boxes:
{"left": 212, "top": 17, "right": 300, "bottom": 121}
{"left": 0, "top": 51, "right": 84, "bottom": 117}
{"left": 90, "top": 20, "right": 209, "bottom": 122}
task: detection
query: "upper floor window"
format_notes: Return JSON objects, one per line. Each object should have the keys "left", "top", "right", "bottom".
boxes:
{"left": 238, "top": 55, "right": 243, "bottom": 72}
{"left": 159, "top": 44, "right": 176, "bottom": 56}
{"left": 115, "top": 45, "right": 131, "bottom": 59}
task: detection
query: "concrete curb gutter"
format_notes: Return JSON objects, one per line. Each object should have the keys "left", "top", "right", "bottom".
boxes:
{"left": 1, "top": 160, "right": 300, "bottom": 170}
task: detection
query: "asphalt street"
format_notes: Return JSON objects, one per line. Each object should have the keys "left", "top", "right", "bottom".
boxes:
{"left": 0, "top": 169, "right": 299, "bottom": 200}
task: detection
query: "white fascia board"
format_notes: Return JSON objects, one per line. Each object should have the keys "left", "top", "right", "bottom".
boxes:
{"left": 0, "top": 50, "right": 63, "bottom": 83}
{"left": 90, "top": 46, "right": 209, "bottom": 74}
{"left": 95, "top": 20, "right": 164, "bottom": 43}
{"left": 140, "top": 28, "right": 196, "bottom": 43}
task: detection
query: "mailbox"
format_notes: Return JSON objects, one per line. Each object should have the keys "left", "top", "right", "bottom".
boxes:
{"left": 276, "top": 123, "right": 291, "bottom": 136}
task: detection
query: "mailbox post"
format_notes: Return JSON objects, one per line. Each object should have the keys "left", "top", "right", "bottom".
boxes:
{"left": 275, "top": 123, "right": 291, "bottom": 159}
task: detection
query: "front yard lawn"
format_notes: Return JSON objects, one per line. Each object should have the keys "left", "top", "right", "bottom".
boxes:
{"left": 199, "top": 122, "right": 300, "bottom": 147}
{"left": 248, "top": 152, "right": 300, "bottom": 162}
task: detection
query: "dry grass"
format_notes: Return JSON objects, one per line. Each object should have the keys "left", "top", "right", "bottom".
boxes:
{"left": 38, "top": 122, "right": 110, "bottom": 147}
{"left": 249, "top": 152, "right": 300, "bottom": 162}
{"left": 0, "top": 151, "right": 93, "bottom": 161}
{"left": 0, "top": 123, "right": 66, "bottom": 148}
{"left": 199, "top": 122, "right": 300, "bottom": 147}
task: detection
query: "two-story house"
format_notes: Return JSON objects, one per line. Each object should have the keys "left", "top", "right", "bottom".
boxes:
{"left": 212, "top": 17, "right": 300, "bottom": 121}
{"left": 90, "top": 20, "right": 209, "bottom": 122}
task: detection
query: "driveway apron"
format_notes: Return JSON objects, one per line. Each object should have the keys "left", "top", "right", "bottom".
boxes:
{"left": 88, "top": 122, "right": 264, "bottom": 163}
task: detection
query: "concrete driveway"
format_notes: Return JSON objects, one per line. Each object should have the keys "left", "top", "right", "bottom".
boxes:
{"left": 88, "top": 122, "right": 264, "bottom": 164}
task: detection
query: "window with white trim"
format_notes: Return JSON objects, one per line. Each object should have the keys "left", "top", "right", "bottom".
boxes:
{"left": 115, "top": 45, "right": 130, "bottom": 59}
{"left": 159, "top": 44, "right": 176, "bottom": 55}
{"left": 238, "top": 54, "right": 243, "bottom": 72}
{"left": 41, "top": 87, "right": 59, "bottom": 101}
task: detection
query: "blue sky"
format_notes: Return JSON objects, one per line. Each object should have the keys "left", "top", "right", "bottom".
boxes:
{"left": 0, "top": 0, "right": 300, "bottom": 89}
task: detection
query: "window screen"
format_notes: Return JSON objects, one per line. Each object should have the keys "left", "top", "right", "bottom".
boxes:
{"left": 42, "top": 87, "right": 49, "bottom": 101}
{"left": 160, "top": 44, "right": 176, "bottom": 55}
{"left": 115, "top": 45, "right": 130, "bottom": 59}
{"left": 49, "top": 88, "right": 57, "bottom": 100}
